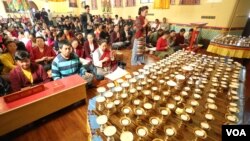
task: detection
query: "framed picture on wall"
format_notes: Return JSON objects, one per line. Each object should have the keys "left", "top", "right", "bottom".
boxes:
{"left": 69, "top": 0, "right": 78, "bottom": 7}
{"left": 125, "top": 0, "right": 136, "bottom": 7}
{"left": 91, "top": 0, "right": 98, "bottom": 10}
{"left": 114, "top": 0, "right": 123, "bottom": 7}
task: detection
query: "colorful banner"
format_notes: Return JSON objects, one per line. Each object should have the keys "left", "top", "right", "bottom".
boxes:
{"left": 6, "top": 0, "right": 30, "bottom": 11}
{"left": 48, "top": 0, "right": 66, "bottom": 2}
{"left": 154, "top": 0, "right": 170, "bottom": 9}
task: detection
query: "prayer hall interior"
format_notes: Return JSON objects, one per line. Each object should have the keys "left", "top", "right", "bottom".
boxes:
{"left": 0, "top": 0, "right": 250, "bottom": 141}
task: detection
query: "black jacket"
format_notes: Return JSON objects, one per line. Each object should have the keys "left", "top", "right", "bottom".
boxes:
{"left": 80, "top": 13, "right": 93, "bottom": 29}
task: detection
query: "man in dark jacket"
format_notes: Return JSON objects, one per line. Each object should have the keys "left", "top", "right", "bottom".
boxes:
{"left": 80, "top": 5, "right": 94, "bottom": 37}
{"left": 120, "top": 24, "right": 133, "bottom": 47}
{"left": 41, "top": 8, "right": 49, "bottom": 25}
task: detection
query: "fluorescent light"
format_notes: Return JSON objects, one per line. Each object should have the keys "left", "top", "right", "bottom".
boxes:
{"left": 207, "top": 0, "right": 222, "bottom": 3}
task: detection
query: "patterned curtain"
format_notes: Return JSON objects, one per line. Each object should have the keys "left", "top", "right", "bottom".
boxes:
{"left": 125, "top": 0, "right": 135, "bottom": 7}
{"left": 114, "top": 0, "right": 123, "bottom": 7}
{"left": 179, "top": 0, "right": 200, "bottom": 5}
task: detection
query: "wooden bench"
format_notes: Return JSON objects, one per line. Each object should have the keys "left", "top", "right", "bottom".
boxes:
{"left": 0, "top": 75, "right": 87, "bottom": 136}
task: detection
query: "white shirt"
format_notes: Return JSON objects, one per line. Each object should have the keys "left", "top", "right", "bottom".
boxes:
{"left": 93, "top": 48, "right": 104, "bottom": 67}
{"left": 113, "top": 18, "right": 119, "bottom": 25}
{"left": 21, "top": 37, "right": 29, "bottom": 46}
{"left": 48, "top": 12, "right": 53, "bottom": 21}
{"left": 87, "top": 14, "right": 92, "bottom": 29}
{"left": 89, "top": 43, "right": 94, "bottom": 52}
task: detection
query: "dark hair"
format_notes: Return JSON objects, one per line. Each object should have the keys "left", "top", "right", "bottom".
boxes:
{"left": 16, "top": 41, "right": 27, "bottom": 51}
{"left": 75, "top": 32, "right": 82, "bottom": 37}
{"left": 56, "top": 31, "right": 64, "bottom": 39}
{"left": 97, "top": 39, "right": 107, "bottom": 45}
{"left": 58, "top": 40, "right": 71, "bottom": 49}
{"left": 70, "top": 38, "right": 79, "bottom": 45}
{"left": 84, "top": 5, "right": 90, "bottom": 9}
{"left": 4, "top": 40, "right": 15, "bottom": 47}
{"left": 157, "top": 29, "right": 164, "bottom": 33}
{"left": 189, "top": 28, "right": 194, "bottom": 32}
{"left": 101, "top": 25, "right": 106, "bottom": 30}
{"left": 15, "top": 50, "right": 30, "bottom": 61}
{"left": 163, "top": 31, "right": 170, "bottom": 35}
{"left": 138, "top": 6, "right": 148, "bottom": 15}
{"left": 180, "top": 28, "right": 186, "bottom": 32}
{"left": 36, "top": 36, "right": 45, "bottom": 41}
{"left": 170, "top": 30, "right": 176, "bottom": 33}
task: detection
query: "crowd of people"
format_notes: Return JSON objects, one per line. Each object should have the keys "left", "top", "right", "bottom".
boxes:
{"left": 0, "top": 5, "right": 194, "bottom": 95}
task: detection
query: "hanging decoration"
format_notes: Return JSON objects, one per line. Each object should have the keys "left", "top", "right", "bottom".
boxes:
{"left": 153, "top": 0, "right": 170, "bottom": 9}
{"left": 47, "top": 0, "right": 66, "bottom": 2}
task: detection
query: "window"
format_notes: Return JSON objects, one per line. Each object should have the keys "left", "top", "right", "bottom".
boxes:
{"left": 114, "top": 0, "right": 123, "bottom": 7}
{"left": 126, "top": 0, "right": 136, "bottom": 7}
{"left": 140, "top": 0, "right": 154, "bottom": 3}
{"left": 179, "top": 0, "right": 200, "bottom": 5}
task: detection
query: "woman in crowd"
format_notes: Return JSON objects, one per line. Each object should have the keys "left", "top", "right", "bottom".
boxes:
{"left": 9, "top": 50, "right": 50, "bottom": 92}
{"left": 71, "top": 38, "right": 92, "bottom": 65}
{"left": 131, "top": 6, "right": 149, "bottom": 65}
{"left": 99, "top": 25, "right": 110, "bottom": 42}
{"left": 31, "top": 36, "right": 56, "bottom": 71}
{"left": 75, "top": 32, "right": 85, "bottom": 46}
{"left": 168, "top": 30, "right": 176, "bottom": 47}
{"left": 25, "top": 33, "right": 37, "bottom": 53}
{"left": 94, "top": 24, "right": 102, "bottom": 40}
{"left": 54, "top": 31, "right": 66, "bottom": 52}
{"left": 83, "top": 34, "right": 98, "bottom": 60}
{"left": 92, "top": 39, "right": 117, "bottom": 76}
{"left": 155, "top": 31, "right": 174, "bottom": 59}
{"left": 0, "top": 40, "right": 17, "bottom": 79}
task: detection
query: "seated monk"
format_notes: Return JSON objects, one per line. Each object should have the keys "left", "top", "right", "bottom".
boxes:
{"left": 9, "top": 50, "right": 51, "bottom": 92}
{"left": 93, "top": 39, "right": 117, "bottom": 76}
{"left": 31, "top": 36, "right": 56, "bottom": 71}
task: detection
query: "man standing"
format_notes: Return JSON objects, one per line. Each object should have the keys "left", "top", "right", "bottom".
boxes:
{"left": 41, "top": 8, "right": 49, "bottom": 25}
{"left": 80, "top": 5, "right": 94, "bottom": 37}
{"left": 47, "top": 9, "right": 53, "bottom": 26}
